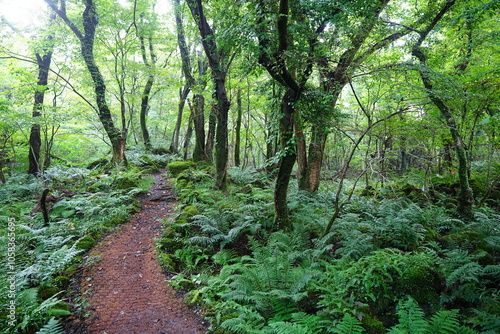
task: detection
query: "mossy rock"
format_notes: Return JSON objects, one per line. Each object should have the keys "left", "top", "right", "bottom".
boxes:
{"left": 139, "top": 155, "right": 160, "bottom": 168}
{"left": 180, "top": 205, "right": 198, "bottom": 219}
{"left": 115, "top": 175, "right": 140, "bottom": 189}
{"left": 87, "top": 158, "right": 109, "bottom": 169}
{"left": 48, "top": 301, "right": 71, "bottom": 317}
{"left": 38, "top": 283, "right": 60, "bottom": 300}
{"left": 167, "top": 160, "right": 196, "bottom": 177}
{"left": 361, "top": 312, "right": 386, "bottom": 334}
{"left": 152, "top": 147, "right": 170, "bottom": 155}
{"left": 64, "top": 265, "right": 78, "bottom": 276}
{"left": 175, "top": 178, "right": 189, "bottom": 190}
{"left": 51, "top": 276, "right": 71, "bottom": 289}
{"left": 76, "top": 235, "right": 96, "bottom": 251}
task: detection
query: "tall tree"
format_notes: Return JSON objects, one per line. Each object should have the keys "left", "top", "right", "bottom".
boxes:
{"left": 44, "top": 0, "right": 127, "bottom": 165}
{"left": 410, "top": 0, "right": 475, "bottom": 218}
{"left": 186, "top": 0, "right": 231, "bottom": 189}
{"left": 27, "top": 11, "right": 56, "bottom": 175}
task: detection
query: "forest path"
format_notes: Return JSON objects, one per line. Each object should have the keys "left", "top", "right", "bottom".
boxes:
{"left": 80, "top": 173, "right": 207, "bottom": 334}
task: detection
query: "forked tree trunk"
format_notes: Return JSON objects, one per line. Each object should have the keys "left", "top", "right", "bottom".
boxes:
{"left": 187, "top": 0, "right": 230, "bottom": 189}
{"left": 45, "top": 0, "right": 126, "bottom": 165}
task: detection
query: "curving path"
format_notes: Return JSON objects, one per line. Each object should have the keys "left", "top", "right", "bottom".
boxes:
{"left": 80, "top": 173, "right": 207, "bottom": 334}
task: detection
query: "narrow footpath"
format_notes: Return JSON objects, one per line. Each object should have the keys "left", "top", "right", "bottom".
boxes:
{"left": 80, "top": 173, "right": 207, "bottom": 334}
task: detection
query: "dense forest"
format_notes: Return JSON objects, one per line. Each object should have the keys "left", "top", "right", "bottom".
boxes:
{"left": 1, "top": 0, "right": 499, "bottom": 333}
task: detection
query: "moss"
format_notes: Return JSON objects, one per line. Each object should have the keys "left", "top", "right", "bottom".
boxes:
{"left": 76, "top": 235, "right": 96, "bottom": 251}
{"left": 167, "top": 160, "right": 196, "bottom": 177}
{"left": 181, "top": 205, "right": 198, "bottom": 219}
{"left": 64, "top": 265, "right": 77, "bottom": 276}
{"left": 361, "top": 312, "right": 386, "bottom": 334}
{"left": 51, "top": 276, "right": 71, "bottom": 289}
{"left": 115, "top": 175, "right": 140, "bottom": 189}
{"left": 87, "top": 158, "right": 109, "bottom": 169}
{"left": 38, "top": 283, "right": 60, "bottom": 300}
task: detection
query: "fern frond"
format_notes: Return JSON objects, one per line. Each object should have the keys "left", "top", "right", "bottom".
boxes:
{"left": 427, "top": 309, "right": 460, "bottom": 334}
{"left": 389, "top": 298, "right": 428, "bottom": 334}
{"left": 332, "top": 314, "right": 365, "bottom": 334}
{"left": 456, "top": 326, "right": 480, "bottom": 334}
{"left": 268, "top": 321, "right": 310, "bottom": 334}
{"left": 35, "top": 317, "right": 64, "bottom": 334}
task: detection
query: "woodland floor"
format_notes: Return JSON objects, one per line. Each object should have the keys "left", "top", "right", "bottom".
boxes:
{"left": 69, "top": 173, "right": 208, "bottom": 334}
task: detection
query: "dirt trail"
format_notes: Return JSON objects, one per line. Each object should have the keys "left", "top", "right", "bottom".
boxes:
{"left": 80, "top": 173, "right": 207, "bottom": 334}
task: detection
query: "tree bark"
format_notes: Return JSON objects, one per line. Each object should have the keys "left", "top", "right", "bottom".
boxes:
{"left": 234, "top": 88, "right": 242, "bottom": 167}
{"left": 28, "top": 51, "right": 53, "bottom": 175}
{"left": 45, "top": 0, "right": 126, "bottom": 165}
{"left": 139, "top": 35, "right": 156, "bottom": 150}
{"left": 411, "top": 0, "right": 473, "bottom": 218}
{"left": 192, "top": 93, "right": 206, "bottom": 162}
{"left": 186, "top": 0, "right": 230, "bottom": 189}
{"left": 274, "top": 89, "right": 298, "bottom": 230}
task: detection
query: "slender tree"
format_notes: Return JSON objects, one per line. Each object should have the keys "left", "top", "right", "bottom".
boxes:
{"left": 186, "top": 0, "right": 231, "bottom": 189}
{"left": 411, "top": 0, "right": 474, "bottom": 218}
{"left": 44, "top": 0, "right": 127, "bottom": 165}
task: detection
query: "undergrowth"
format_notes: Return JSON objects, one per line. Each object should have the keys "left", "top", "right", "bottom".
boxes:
{"left": 158, "top": 163, "right": 500, "bottom": 333}
{"left": 0, "top": 165, "right": 153, "bottom": 333}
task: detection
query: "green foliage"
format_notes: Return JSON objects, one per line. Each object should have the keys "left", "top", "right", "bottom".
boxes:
{"left": 332, "top": 314, "right": 365, "bottom": 334}
{"left": 0, "top": 166, "right": 145, "bottom": 332}
{"left": 388, "top": 298, "right": 471, "bottom": 334}
{"left": 35, "top": 317, "right": 64, "bottom": 334}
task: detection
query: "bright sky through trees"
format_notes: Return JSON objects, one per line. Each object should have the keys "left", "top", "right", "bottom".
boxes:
{"left": 0, "top": 0, "right": 46, "bottom": 28}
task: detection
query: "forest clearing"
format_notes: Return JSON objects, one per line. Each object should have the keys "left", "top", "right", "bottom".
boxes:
{"left": 1, "top": 0, "right": 499, "bottom": 333}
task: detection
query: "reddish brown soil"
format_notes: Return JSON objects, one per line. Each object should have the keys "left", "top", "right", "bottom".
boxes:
{"left": 80, "top": 174, "right": 208, "bottom": 334}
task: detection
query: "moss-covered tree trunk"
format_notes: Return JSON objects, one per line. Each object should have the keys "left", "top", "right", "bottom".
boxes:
{"left": 186, "top": 0, "right": 230, "bottom": 189}
{"left": 138, "top": 35, "right": 156, "bottom": 150}
{"left": 235, "top": 88, "right": 242, "bottom": 167}
{"left": 411, "top": 0, "right": 473, "bottom": 218}
{"left": 45, "top": 0, "right": 126, "bottom": 165}
{"left": 192, "top": 93, "right": 206, "bottom": 162}
{"left": 28, "top": 51, "right": 53, "bottom": 175}
{"left": 274, "top": 89, "right": 299, "bottom": 230}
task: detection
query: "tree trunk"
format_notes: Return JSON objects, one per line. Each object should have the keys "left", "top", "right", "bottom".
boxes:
{"left": 170, "top": 85, "right": 189, "bottom": 153}
{"left": 214, "top": 77, "right": 229, "bottom": 189}
{"left": 192, "top": 93, "right": 206, "bottom": 162}
{"left": 307, "top": 129, "right": 327, "bottom": 192}
{"left": 45, "top": 0, "right": 126, "bottom": 165}
{"left": 186, "top": 0, "right": 230, "bottom": 189}
{"left": 139, "top": 35, "right": 156, "bottom": 150}
{"left": 205, "top": 105, "right": 216, "bottom": 163}
{"left": 411, "top": 0, "right": 472, "bottom": 218}
{"left": 274, "top": 89, "right": 298, "bottom": 230}
{"left": 28, "top": 49, "right": 53, "bottom": 175}
{"left": 183, "top": 112, "right": 194, "bottom": 160}
{"left": 234, "top": 88, "right": 242, "bottom": 167}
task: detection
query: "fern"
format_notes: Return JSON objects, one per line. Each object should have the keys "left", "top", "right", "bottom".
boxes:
{"left": 35, "top": 317, "right": 64, "bottom": 334}
{"left": 427, "top": 309, "right": 460, "bottom": 334}
{"left": 331, "top": 314, "right": 365, "bottom": 334}
{"left": 389, "top": 298, "right": 429, "bottom": 334}
{"left": 388, "top": 298, "right": 471, "bottom": 334}
{"left": 267, "top": 321, "right": 310, "bottom": 334}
